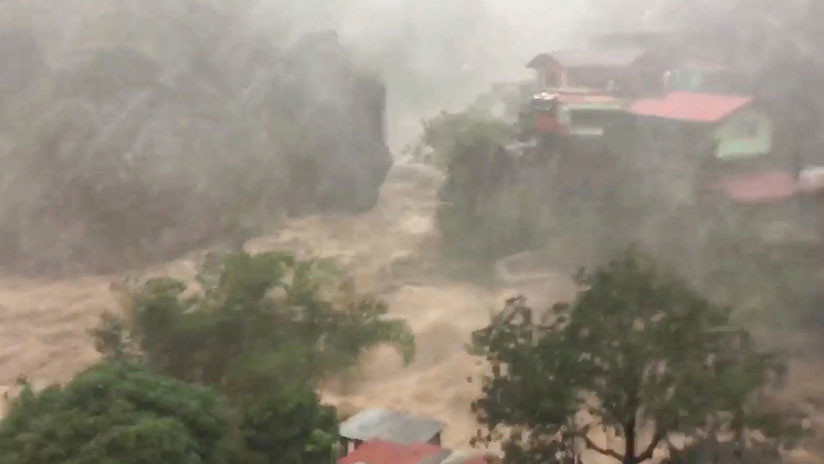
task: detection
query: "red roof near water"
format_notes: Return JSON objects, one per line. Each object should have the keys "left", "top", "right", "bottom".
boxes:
{"left": 631, "top": 92, "right": 752, "bottom": 123}
{"left": 716, "top": 171, "right": 798, "bottom": 204}
{"left": 339, "top": 440, "right": 446, "bottom": 464}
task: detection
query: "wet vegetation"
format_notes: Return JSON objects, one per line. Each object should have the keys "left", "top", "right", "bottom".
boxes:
{"left": 1, "top": 252, "right": 413, "bottom": 463}
{"left": 0, "top": 1, "right": 391, "bottom": 275}
{"left": 1, "top": 1, "right": 823, "bottom": 464}
{"left": 94, "top": 252, "right": 414, "bottom": 396}
{"left": 431, "top": 84, "right": 824, "bottom": 328}
{"left": 0, "top": 363, "right": 256, "bottom": 464}
{"left": 471, "top": 252, "right": 805, "bottom": 464}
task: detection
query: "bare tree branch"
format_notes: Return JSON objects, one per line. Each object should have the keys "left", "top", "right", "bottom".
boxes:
{"left": 634, "top": 430, "right": 665, "bottom": 464}
{"left": 583, "top": 434, "right": 623, "bottom": 462}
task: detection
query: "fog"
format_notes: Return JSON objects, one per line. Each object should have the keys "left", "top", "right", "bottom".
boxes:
{"left": 0, "top": 0, "right": 599, "bottom": 273}
{"left": 293, "top": 0, "right": 588, "bottom": 148}
{"left": 0, "top": 0, "right": 823, "bottom": 462}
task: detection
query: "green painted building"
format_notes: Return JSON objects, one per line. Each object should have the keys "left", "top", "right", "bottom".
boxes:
{"left": 630, "top": 91, "right": 773, "bottom": 161}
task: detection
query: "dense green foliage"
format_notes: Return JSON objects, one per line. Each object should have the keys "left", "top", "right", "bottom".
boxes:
{"left": 95, "top": 251, "right": 414, "bottom": 395}
{"left": 40, "top": 251, "right": 414, "bottom": 463}
{"left": 415, "top": 112, "right": 515, "bottom": 170}
{"left": 663, "top": 438, "right": 778, "bottom": 464}
{"left": 0, "top": 362, "right": 343, "bottom": 464}
{"left": 242, "top": 388, "right": 338, "bottom": 464}
{"left": 471, "top": 252, "right": 804, "bottom": 464}
{"left": 432, "top": 89, "right": 821, "bottom": 328}
{"left": 0, "top": 363, "right": 253, "bottom": 464}
{"left": 433, "top": 115, "right": 527, "bottom": 262}
{"left": 433, "top": 113, "right": 643, "bottom": 266}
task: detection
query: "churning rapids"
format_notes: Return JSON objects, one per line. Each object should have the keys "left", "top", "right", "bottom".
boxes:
{"left": 0, "top": 160, "right": 821, "bottom": 463}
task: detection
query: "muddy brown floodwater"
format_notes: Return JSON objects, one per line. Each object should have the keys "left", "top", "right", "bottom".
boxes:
{"left": 0, "top": 161, "right": 821, "bottom": 463}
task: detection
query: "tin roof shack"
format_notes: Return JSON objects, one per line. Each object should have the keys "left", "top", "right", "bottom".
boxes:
{"left": 631, "top": 92, "right": 772, "bottom": 163}
{"left": 339, "top": 409, "right": 445, "bottom": 453}
{"left": 526, "top": 48, "right": 667, "bottom": 96}
{"left": 339, "top": 440, "right": 451, "bottom": 464}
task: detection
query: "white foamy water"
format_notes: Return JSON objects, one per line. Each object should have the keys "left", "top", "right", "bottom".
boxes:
{"left": 0, "top": 162, "right": 821, "bottom": 464}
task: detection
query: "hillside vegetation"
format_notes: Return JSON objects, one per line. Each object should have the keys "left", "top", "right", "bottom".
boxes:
{"left": 0, "top": 0, "right": 391, "bottom": 274}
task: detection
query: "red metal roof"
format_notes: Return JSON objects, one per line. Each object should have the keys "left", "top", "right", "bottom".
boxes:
{"left": 631, "top": 92, "right": 752, "bottom": 123}
{"left": 715, "top": 171, "right": 798, "bottom": 204}
{"left": 339, "top": 440, "right": 446, "bottom": 464}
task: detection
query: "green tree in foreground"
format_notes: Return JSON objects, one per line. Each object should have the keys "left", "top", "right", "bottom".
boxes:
{"left": 0, "top": 363, "right": 253, "bottom": 464}
{"left": 89, "top": 252, "right": 415, "bottom": 463}
{"left": 0, "top": 360, "right": 341, "bottom": 464}
{"left": 95, "top": 251, "right": 414, "bottom": 397}
{"left": 471, "top": 251, "right": 805, "bottom": 464}
{"left": 242, "top": 387, "right": 338, "bottom": 464}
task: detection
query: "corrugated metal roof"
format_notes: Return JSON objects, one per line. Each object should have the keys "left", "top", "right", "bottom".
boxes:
{"left": 631, "top": 92, "right": 752, "bottom": 123}
{"left": 340, "top": 409, "right": 445, "bottom": 444}
{"left": 338, "top": 440, "right": 447, "bottom": 464}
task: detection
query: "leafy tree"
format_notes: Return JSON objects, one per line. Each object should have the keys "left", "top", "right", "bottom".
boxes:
{"left": 95, "top": 251, "right": 414, "bottom": 397}
{"left": 242, "top": 388, "right": 339, "bottom": 464}
{"left": 664, "top": 437, "right": 779, "bottom": 464}
{"left": 415, "top": 111, "right": 514, "bottom": 169}
{"left": 470, "top": 251, "right": 804, "bottom": 464}
{"left": 0, "top": 362, "right": 254, "bottom": 464}
{"left": 91, "top": 251, "right": 412, "bottom": 463}
{"left": 432, "top": 114, "right": 535, "bottom": 263}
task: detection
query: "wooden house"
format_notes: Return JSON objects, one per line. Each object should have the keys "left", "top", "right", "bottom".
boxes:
{"left": 526, "top": 48, "right": 667, "bottom": 96}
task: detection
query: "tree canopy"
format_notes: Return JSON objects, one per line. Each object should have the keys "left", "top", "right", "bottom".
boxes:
{"left": 0, "top": 362, "right": 253, "bottom": 464}
{"left": 470, "top": 251, "right": 804, "bottom": 464}
{"left": 0, "top": 361, "right": 343, "bottom": 464}
{"left": 94, "top": 251, "right": 415, "bottom": 397}
{"left": 242, "top": 387, "right": 338, "bottom": 464}
{"left": 83, "top": 251, "right": 418, "bottom": 463}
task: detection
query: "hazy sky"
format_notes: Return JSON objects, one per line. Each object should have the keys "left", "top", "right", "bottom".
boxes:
{"left": 267, "top": 0, "right": 594, "bottom": 147}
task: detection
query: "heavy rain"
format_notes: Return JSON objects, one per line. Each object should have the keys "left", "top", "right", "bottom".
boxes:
{"left": 0, "top": 1, "right": 822, "bottom": 464}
